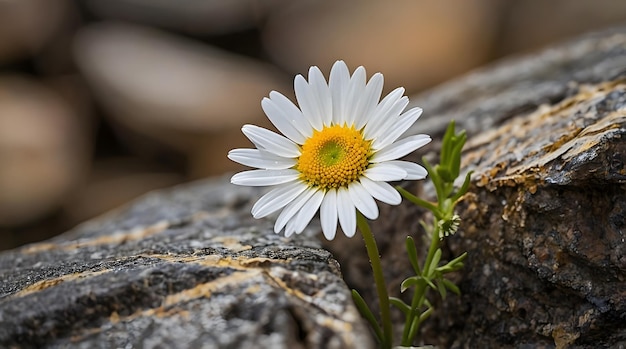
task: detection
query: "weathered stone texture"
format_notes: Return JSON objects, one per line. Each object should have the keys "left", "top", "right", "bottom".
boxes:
{"left": 408, "top": 27, "right": 626, "bottom": 139}
{"left": 0, "top": 182, "right": 373, "bottom": 349}
{"left": 454, "top": 79, "right": 626, "bottom": 348}
{"left": 328, "top": 27, "right": 626, "bottom": 348}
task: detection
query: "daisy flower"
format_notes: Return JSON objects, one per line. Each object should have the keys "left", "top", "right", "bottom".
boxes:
{"left": 228, "top": 60, "right": 431, "bottom": 240}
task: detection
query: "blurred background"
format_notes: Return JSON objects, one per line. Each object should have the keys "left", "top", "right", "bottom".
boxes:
{"left": 2, "top": 0, "right": 626, "bottom": 250}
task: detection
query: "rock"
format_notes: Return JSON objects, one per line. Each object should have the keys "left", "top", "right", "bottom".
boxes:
{"left": 62, "top": 157, "right": 184, "bottom": 225}
{"left": 341, "top": 26, "right": 626, "bottom": 348}
{"left": 0, "top": 0, "right": 73, "bottom": 63}
{"left": 82, "top": 0, "right": 279, "bottom": 35}
{"left": 493, "top": 0, "right": 626, "bottom": 56}
{"left": 261, "top": 0, "right": 499, "bottom": 93}
{"left": 0, "top": 75, "right": 90, "bottom": 227}
{"left": 407, "top": 27, "right": 626, "bottom": 138}
{"left": 74, "top": 22, "right": 289, "bottom": 134}
{"left": 0, "top": 178, "right": 374, "bottom": 349}
{"left": 73, "top": 22, "right": 289, "bottom": 175}
{"left": 452, "top": 78, "right": 626, "bottom": 349}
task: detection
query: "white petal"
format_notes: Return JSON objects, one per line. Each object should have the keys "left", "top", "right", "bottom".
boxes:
{"left": 344, "top": 66, "right": 367, "bottom": 127}
{"left": 269, "top": 91, "right": 313, "bottom": 139}
{"left": 320, "top": 189, "right": 338, "bottom": 240}
{"left": 364, "top": 163, "right": 407, "bottom": 182}
{"left": 308, "top": 66, "right": 333, "bottom": 126}
{"left": 261, "top": 97, "right": 306, "bottom": 144}
{"left": 387, "top": 160, "right": 428, "bottom": 180}
{"left": 370, "top": 134, "right": 431, "bottom": 163}
{"left": 251, "top": 181, "right": 308, "bottom": 218}
{"left": 372, "top": 107, "right": 423, "bottom": 150}
{"left": 228, "top": 148, "right": 296, "bottom": 170}
{"left": 362, "top": 88, "right": 406, "bottom": 139}
{"left": 231, "top": 169, "right": 299, "bottom": 186}
{"left": 355, "top": 73, "right": 384, "bottom": 130}
{"left": 329, "top": 61, "right": 350, "bottom": 125}
{"left": 274, "top": 188, "right": 317, "bottom": 233}
{"left": 366, "top": 96, "right": 409, "bottom": 142}
{"left": 348, "top": 181, "right": 379, "bottom": 220}
{"left": 360, "top": 177, "right": 402, "bottom": 205}
{"left": 293, "top": 189, "right": 325, "bottom": 234}
{"left": 284, "top": 218, "right": 297, "bottom": 237}
{"left": 242, "top": 125, "right": 301, "bottom": 158}
{"left": 295, "top": 74, "right": 324, "bottom": 131}
{"left": 337, "top": 187, "right": 356, "bottom": 238}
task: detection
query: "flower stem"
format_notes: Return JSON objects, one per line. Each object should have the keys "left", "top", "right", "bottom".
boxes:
{"left": 357, "top": 211, "right": 392, "bottom": 349}
{"left": 401, "top": 223, "right": 442, "bottom": 346}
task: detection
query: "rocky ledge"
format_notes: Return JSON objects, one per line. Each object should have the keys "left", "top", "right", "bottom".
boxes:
{"left": 0, "top": 183, "right": 373, "bottom": 349}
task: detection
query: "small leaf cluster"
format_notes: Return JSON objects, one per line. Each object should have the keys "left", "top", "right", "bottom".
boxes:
{"left": 393, "top": 120, "right": 472, "bottom": 347}
{"left": 400, "top": 242, "right": 466, "bottom": 297}
{"left": 399, "top": 121, "right": 472, "bottom": 238}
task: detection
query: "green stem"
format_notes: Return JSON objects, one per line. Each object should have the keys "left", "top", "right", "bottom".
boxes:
{"left": 423, "top": 223, "right": 442, "bottom": 274}
{"left": 357, "top": 212, "right": 392, "bottom": 349}
{"left": 400, "top": 223, "right": 442, "bottom": 346}
{"left": 401, "top": 281, "right": 427, "bottom": 345}
{"left": 396, "top": 186, "right": 441, "bottom": 217}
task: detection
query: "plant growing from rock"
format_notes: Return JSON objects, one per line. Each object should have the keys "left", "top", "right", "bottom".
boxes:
{"left": 228, "top": 60, "right": 468, "bottom": 348}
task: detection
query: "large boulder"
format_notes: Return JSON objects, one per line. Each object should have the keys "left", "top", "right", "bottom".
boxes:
{"left": 453, "top": 77, "right": 626, "bottom": 348}
{"left": 436, "top": 28, "right": 626, "bottom": 349}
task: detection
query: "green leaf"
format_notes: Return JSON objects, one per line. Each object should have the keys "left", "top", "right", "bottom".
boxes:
{"left": 400, "top": 276, "right": 424, "bottom": 293}
{"left": 439, "top": 167, "right": 455, "bottom": 184}
{"left": 405, "top": 236, "right": 421, "bottom": 275}
{"left": 437, "top": 263, "right": 464, "bottom": 274}
{"left": 425, "top": 277, "right": 437, "bottom": 291}
{"left": 437, "top": 167, "right": 454, "bottom": 183}
{"left": 427, "top": 248, "right": 442, "bottom": 277}
{"left": 407, "top": 304, "right": 433, "bottom": 343}
{"left": 418, "top": 220, "right": 430, "bottom": 236}
{"left": 396, "top": 186, "right": 441, "bottom": 218}
{"left": 436, "top": 279, "right": 447, "bottom": 299}
{"left": 451, "top": 170, "right": 474, "bottom": 203}
{"left": 437, "top": 252, "right": 467, "bottom": 273}
{"left": 352, "top": 289, "right": 383, "bottom": 343}
{"left": 422, "top": 157, "right": 446, "bottom": 206}
{"left": 441, "top": 120, "right": 456, "bottom": 161}
{"left": 450, "top": 131, "right": 466, "bottom": 179}
{"left": 442, "top": 279, "right": 461, "bottom": 295}
{"left": 418, "top": 305, "right": 433, "bottom": 322}
{"left": 407, "top": 316, "right": 421, "bottom": 344}
{"left": 389, "top": 297, "right": 411, "bottom": 316}
{"left": 438, "top": 120, "right": 469, "bottom": 183}
{"left": 448, "top": 251, "right": 468, "bottom": 266}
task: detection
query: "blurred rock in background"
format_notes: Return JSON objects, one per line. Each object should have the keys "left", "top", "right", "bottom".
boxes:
{"left": 0, "top": 76, "right": 88, "bottom": 227}
{"left": 1, "top": 0, "right": 626, "bottom": 250}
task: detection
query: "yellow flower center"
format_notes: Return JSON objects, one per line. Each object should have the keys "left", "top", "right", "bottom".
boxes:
{"left": 297, "top": 124, "right": 371, "bottom": 189}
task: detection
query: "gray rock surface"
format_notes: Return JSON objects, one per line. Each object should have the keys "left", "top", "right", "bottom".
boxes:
{"left": 408, "top": 26, "right": 626, "bottom": 139}
{"left": 0, "top": 180, "right": 373, "bottom": 349}
{"left": 452, "top": 78, "right": 626, "bottom": 348}
{"left": 356, "top": 26, "right": 626, "bottom": 348}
